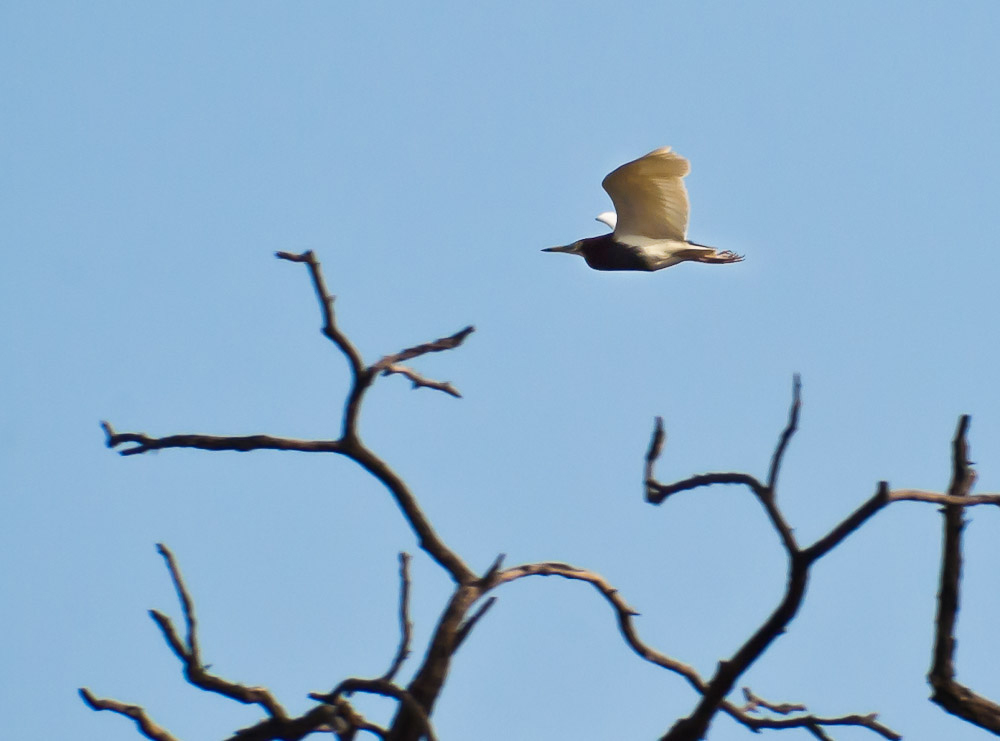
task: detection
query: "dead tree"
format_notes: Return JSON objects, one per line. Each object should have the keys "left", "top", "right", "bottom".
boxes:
{"left": 82, "top": 251, "right": 1000, "bottom": 740}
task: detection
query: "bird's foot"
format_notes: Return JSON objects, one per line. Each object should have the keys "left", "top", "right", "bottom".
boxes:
{"left": 715, "top": 250, "right": 744, "bottom": 263}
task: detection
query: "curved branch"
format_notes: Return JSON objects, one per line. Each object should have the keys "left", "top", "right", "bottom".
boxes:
{"left": 494, "top": 561, "right": 704, "bottom": 689}
{"left": 276, "top": 250, "right": 365, "bottom": 379}
{"left": 644, "top": 405, "right": 798, "bottom": 555}
{"left": 150, "top": 544, "right": 288, "bottom": 719}
{"left": 350, "top": 443, "right": 474, "bottom": 584}
{"left": 492, "top": 561, "right": 899, "bottom": 739}
{"left": 78, "top": 689, "right": 178, "bottom": 741}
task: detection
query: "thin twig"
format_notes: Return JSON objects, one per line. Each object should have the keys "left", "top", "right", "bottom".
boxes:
{"left": 382, "top": 553, "right": 414, "bottom": 682}
{"left": 381, "top": 364, "right": 463, "bottom": 398}
{"left": 150, "top": 544, "right": 288, "bottom": 719}
{"left": 276, "top": 250, "right": 365, "bottom": 379}
{"left": 454, "top": 597, "right": 497, "bottom": 651}
{"left": 78, "top": 688, "right": 179, "bottom": 741}
{"left": 741, "top": 686, "right": 806, "bottom": 715}
{"left": 372, "top": 326, "right": 475, "bottom": 372}
{"left": 767, "top": 374, "right": 801, "bottom": 491}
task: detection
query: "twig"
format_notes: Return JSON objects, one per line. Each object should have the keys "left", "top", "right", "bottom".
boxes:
{"left": 454, "top": 597, "right": 497, "bottom": 651}
{"left": 382, "top": 553, "right": 414, "bottom": 683}
{"left": 78, "top": 688, "right": 178, "bottom": 741}
{"left": 741, "top": 686, "right": 806, "bottom": 715}
{"left": 767, "top": 374, "right": 801, "bottom": 491}
{"left": 276, "top": 250, "right": 365, "bottom": 380}
{"left": 381, "top": 364, "right": 463, "bottom": 398}
{"left": 372, "top": 326, "right": 475, "bottom": 372}
{"left": 150, "top": 544, "right": 288, "bottom": 719}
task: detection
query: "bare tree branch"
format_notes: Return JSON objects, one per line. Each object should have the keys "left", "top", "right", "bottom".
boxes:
{"left": 767, "top": 374, "right": 801, "bottom": 491}
{"left": 103, "top": 253, "right": 476, "bottom": 586}
{"left": 91, "top": 251, "right": 1000, "bottom": 741}
{"left": 226, "top": 704, "right": 339, "bottom": 741}
{"left": 275, "top": 250, "right": 365, "bottom": 380}
{"left": 150, "top": 544, "right": 288, "bottom": 719}
{"left": 801, "top": 483, "right": 892, "bottom": 564}
{"left": 78, "top": 688, "right": 179, "bottom": 741}
{"left": 380, "top": 364, "right": 463, "bottom": 398}
{"left": 491, "top": 561, "right": 900, "bottom": 739}
{"left": 312, "top": 679, "right": 438, "bottom": 741}
{"left": 454, "top": 597, "right": 497, "bottom": 651}
{"left": 382, "top": 553, "right": 414, "bottom": 683}
{"left": 927, "top": 416, "right": 1000, "bottom": 733}
{"left": 740, "top": 686, "right": 806, "bottom": 715}
{"left": 890, "top": 489, "right": 1000, "bottom": 507}
{"left": 102, "top": 421, "right": 344, "bottom": 457}
{"left": 372, "top": 326, "right": 475, "bottom": 372}
{"left": 647, "top": 378, "right": 904, "bottom": 741}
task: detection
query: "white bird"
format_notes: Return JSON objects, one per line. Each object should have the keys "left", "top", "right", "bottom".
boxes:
{"left": 543, "top": 147, "right": 743, "bottom": 272}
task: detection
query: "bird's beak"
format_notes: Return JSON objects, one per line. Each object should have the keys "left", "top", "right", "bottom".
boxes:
{"left": 542, "top": 244, "right": 576, "bottom": 253}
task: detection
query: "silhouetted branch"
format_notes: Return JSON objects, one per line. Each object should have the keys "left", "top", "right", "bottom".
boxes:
{"left": 454, "top": 597, "right": 497, "bottom": 651}
{"left": 740, "top": 686, "right": 806, "bottom": 715}
{"left": 889, "top": 489, "right": 1000, "bottom": 507}
{"left": 648, "top": 378, "right": 905, "bottom": 741}
{"left": 492, "top": 560, "right": 899, "bottom": 739}
{"left": 767, "top": 374, "right": 801, "bottom": 490}
{"left": 646, "top": 470, "right": 765, "bottom": 504}
{"left": 102, "top": 421, "right": 344, "bottom": 457}
{"left": 275, "top": 250, "right": 365, "bottom": 380}
{"left": 382, "top": 553, "right": 414, "bottom": 683}
{"left": 102, "top": 251, "right": 475, "bottom": 586}
{"left": 801, "top": 483, "right": 891, "bottom": 563}
{"left": 150, "top": 544, "right": 288, "bottom": 719}
{"left": 372, "top": 326, "right": 475, "bottom": 371}
{"left": 927, "top": 416, "right": 1000, "bottom": 733}
{"left": 313, "top": 679, "right": 438, "bottom": 741}
{"left": 380, "top": 364, "right": 463, "bottom": 398}
{"left": 78, "top": 688, "right": 178, "bottom": 741}
{"left": 646, "top": 378, "right": 802, "bottom": 556}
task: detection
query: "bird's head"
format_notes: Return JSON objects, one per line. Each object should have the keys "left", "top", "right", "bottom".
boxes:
{"left": 542, "top": 240, "right": 585, "bottom": 257}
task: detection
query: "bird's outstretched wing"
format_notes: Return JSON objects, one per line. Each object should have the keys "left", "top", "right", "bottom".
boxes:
{"left": 601, "top": 147, "right": 690, "bottom": 241}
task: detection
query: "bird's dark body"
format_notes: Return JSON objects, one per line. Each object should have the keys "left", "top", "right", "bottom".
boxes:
{"left": 573, "top": 234, "right": 656, "bottom": 272}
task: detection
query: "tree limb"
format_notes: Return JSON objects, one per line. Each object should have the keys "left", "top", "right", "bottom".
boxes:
{"left": 78, "top": 688, "right": 179, "bottom": 741}
{"left": 381, "top": 553, "right": 414, "bottom": 683}
{"left": 927, "top": 416, "right": 1000, "bottom": 733}
{"left": 150, "top": 544, "right": 288, "bottom": 719}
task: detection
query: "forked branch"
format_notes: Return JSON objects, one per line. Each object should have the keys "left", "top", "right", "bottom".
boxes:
{"left": 927, "top": 416, "right": 1000, "bottom": 733}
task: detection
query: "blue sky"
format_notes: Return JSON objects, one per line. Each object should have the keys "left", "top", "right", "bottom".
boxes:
{"left": 4, "top": 2, "right": 1000, "bottom": 739}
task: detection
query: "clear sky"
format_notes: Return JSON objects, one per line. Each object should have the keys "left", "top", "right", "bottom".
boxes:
{"left": 4, "top": 2, "right": 1000, "bottom": 739}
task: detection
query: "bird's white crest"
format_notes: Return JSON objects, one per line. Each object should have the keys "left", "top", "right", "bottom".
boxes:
{"left": 602, "top": 146, "right": 691, "bottom": 242}
{"left": 595, "top": 211, "right": 617, "bottom": 230}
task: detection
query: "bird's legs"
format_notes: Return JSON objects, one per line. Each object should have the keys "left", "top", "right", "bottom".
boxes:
{"left": 678, "top": 247, "right": 745, "bottom": 264}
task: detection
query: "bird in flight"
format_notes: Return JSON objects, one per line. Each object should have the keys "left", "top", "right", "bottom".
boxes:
{"left": 543, "top": 147, "right": 743, "bottom": 272}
